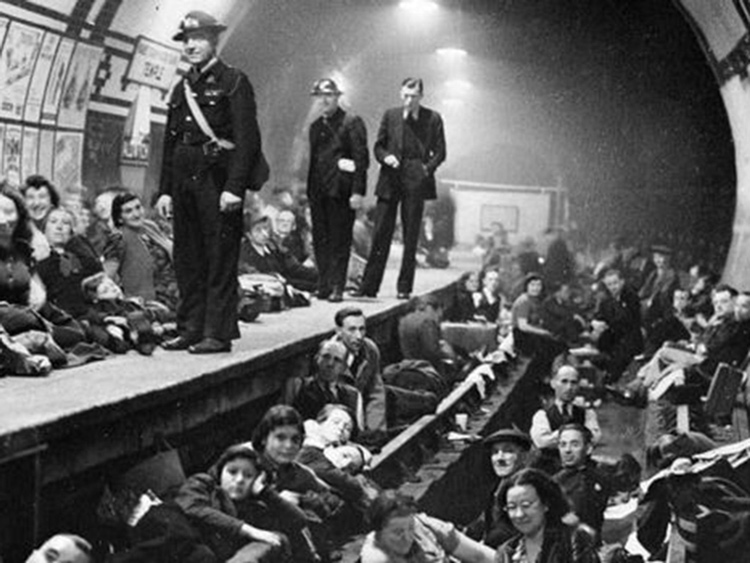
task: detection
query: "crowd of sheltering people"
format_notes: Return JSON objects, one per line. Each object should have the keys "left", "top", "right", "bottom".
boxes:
{"left": 6, "top": 177, "right": 750, "bottom": 563}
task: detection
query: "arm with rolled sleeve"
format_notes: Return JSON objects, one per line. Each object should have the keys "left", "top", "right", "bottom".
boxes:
{"left": 530, "top": 409, "right": 557, "bottom": 449}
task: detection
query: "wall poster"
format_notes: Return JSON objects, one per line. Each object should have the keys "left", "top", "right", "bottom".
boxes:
{"left": 56, "top": 42, "right": 103, "bottom": 130}
{"left": 38, "top": 128, "right": 54, "bottom": 181}
{"left": 53, "top": 131, "right": 83, "bottom": 189}
{"left": 42, "top": 37, "right": 75, "bottom": 124}
{"left": 3, "top": 125, "right": 22, "bottom": 186}
{"left": 21, "top": 127, "right": 39, "bottom": 182}
{"left": 0, "top": 124, "right": 5, "bottom": 178}
{"left": 0, "top": 21, "right": 44, "bottom": 121}
{"left": 25, "top": 32, "right": 61, "bottom": 123}
{"left": 0, "top": 18, "right": 10, "bottom": 51}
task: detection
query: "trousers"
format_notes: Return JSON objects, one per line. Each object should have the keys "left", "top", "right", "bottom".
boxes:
{"left": 309, "top": 195, "right": 354, "bottom": 294}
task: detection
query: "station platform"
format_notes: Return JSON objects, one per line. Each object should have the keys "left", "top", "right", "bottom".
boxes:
{"left": 0, "top": 251, "right": 477, "bottom": 559}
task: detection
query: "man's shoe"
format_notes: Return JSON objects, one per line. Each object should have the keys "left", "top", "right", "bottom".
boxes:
{"left": 350, "top": 289, "right": 376, "bottom": 298}
{"left": 162, "top": 335, "right": 200, "bottom": 351}
{"left": 316, "top": 289, "right": 331, "bottom": 300}
{"left": 328, "top": 289, "right": 344, "bottom": 303}
{"left": 396, "top": 292, "right": 411, "bottom": 300}
{"left": 188, "top": 337, "right": 231, "bottom": 354}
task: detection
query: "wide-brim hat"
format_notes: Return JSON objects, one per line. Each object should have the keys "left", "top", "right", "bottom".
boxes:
{"left": 173, "top": 10, "right": 227, "bottom": 42}
{"left": 310, "top": 78, "right": 342, "bottom": 96}
{"left": 483, "top": 427, "right": 532, "bottom": 450}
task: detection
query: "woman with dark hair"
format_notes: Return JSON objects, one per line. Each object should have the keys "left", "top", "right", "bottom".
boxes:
{"left": 360, "top": 490, "right": 494, "bottom": 563}
{"left": 37, "top": 208, "right": 102, "bottom": 317}
{"left": 252, "top": 405, "right": 343, "bottom": 559}
{"left": 174, "top": 443, "right": 316, "bottom": 562}
{"left": 0, "top": 184, "right": 85, "bottom": 361}
{"left": 103, "top": 191, "right": 178, "bottom": 310}
{"left": 21, "top": 174, "right": 60, "bottom": 260}
{"left": 511, "top": 273, "right": 566, "bottom": 362}
{"left": 297, "top": 404, "right": 379, "bottom": 515}
{"left": 494, "top": 469, "right": 599, "bottom": 563}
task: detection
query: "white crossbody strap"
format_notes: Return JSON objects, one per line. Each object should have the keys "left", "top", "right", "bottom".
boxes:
{"left": 183, "top": 80, "right": 236, "bottom": 150}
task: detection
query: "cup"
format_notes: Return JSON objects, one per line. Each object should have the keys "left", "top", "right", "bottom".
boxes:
{"left": 455, "top": 413, "right": 468, "bottom": 432}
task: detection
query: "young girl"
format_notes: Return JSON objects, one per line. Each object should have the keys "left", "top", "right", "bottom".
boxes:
{"left": 175, "top": 444, "right": 301, "bottom": 562}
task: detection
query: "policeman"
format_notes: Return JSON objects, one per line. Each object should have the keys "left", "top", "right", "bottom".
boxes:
{"left": 157, "top": 11, "right": 262, "bottom": 353}
{"left": 307, "top": 78, "right": 368, "bottom": 302}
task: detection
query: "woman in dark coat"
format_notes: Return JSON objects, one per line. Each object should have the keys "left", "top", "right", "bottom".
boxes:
{"left": 37, "top": 207, "right": 102, "bottom": 318}
{"left": 103, "top": 192, "right": 178, "bottom": 311}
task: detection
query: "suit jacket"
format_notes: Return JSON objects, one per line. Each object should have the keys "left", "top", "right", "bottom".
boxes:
{"left": 339, "top": 336, "right": 387, "bottom": 432}
{"left": 373, "top": 106, "right": 446, "bottom": 201}
{"left": 307, "top": 107, "right": 369, "bottom": 200}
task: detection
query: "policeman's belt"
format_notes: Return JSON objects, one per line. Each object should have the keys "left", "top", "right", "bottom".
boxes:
{"left": 183, "top": 80, "right": 236, "bottom": 151}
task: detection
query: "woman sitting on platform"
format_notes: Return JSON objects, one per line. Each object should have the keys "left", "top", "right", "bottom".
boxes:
{"left": 103, "top": 192, "right": 178, "bottom": 311}
{"left": 494, "top": 469, "right": 600, "bottom": 563}
{"left": 21, "top": 174, "right": 59, "bottom": 260}
{"left": 37, "top": 208, "right": 102, "bottom": 318}
{"left": 175, "top": 443, "right": 312, "bottom": 563}
{"left": 0, "top": 185, "right": 85, "bottom": 366}
{"left": 252, "top": 405, "right": 344, "bottom": 558}
{"left": 297, "top": 404, "right": 379, "bottom": 518}
{"left": 511, "top": 273, "right": 567, "bottom": 364}
{"left": 359, "top": 490, "right": 495, "bottom": 563}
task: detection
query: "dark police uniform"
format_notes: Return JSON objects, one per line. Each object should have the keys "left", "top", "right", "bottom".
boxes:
{"left": 307, "top": 106, "right": 368, "bottom": 297}
{"left": 159, "top": 58, "right": 261, "bottom": 343}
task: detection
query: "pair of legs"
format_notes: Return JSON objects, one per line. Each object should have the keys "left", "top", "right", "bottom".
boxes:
{"left": 360, "top": 192, "right": 424, "bottom": 296}
{"left": 172, "top": 146, "right": 242, "bottom": 344}
{"left": 309, "top": 195, "right": 354, "bottom": 297}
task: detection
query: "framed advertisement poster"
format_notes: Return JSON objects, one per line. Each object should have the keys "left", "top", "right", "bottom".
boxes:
{"left": 56, "top": 42, "right": 103, "bottom": 130}
{"left": 3, "top": 125, "right": 22, "bottom": 186}
{"left": 0, "top": 21, "right": 44, "bottom": 121}
{"left": 38, "top": 128, "right": 54, "bottom": 180}
{"left": 21, "top": 127, "right": 39, "bottom": 182}
{"left": 53, "top": 131, "right": 83, "bottom": 189}
{"left": 0, "top": 124, "right": 5, "bottom": 177}
{"left": 25, "top": 32, "right": 61, "bottom": 122}
{"left": 126, "top": 36, "right": 181, "bottom": 91}
{"left": 0, "top": 17, "right": 10, "bottom": 51}
{"left": 42, "top": 37, "right": 75, "bottom": 124}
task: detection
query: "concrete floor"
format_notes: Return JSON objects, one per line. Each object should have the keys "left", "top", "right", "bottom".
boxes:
{"left": 0, "top": 249, "right": 480, "bottom": 451}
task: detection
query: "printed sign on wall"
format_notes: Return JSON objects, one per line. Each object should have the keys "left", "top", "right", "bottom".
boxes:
{"left": 57, "top": 42, "right": 103, "bottom": 130}
{"left": 25, "top": 32, "right": 61, "bottom": 123}
{"left": 3, "top": 124, "right": 22, "bottom": 185}
{"left": 21, "top": 127, "right": 39, "bottom": 182}
{"left": 42, "top": 37, "right": 75, "bottom": 124}
{"left": 53, "top": 130, "right": 83, "bottom": 189}
{"left": 127, "top": 36, "right": 181, "bottom": 91}
{"left": 0, "top": 21, "right": 44, "bottom": 121}
{"left": 38, "top": 128, "right": 54, "bottom": 181}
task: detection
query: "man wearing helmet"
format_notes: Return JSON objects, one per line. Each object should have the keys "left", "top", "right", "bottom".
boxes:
{"left": 307, "top": 78, "right": 369, "bottom": 303}
{"left": 157, "top": 11, "right": 262, "bottom": 354}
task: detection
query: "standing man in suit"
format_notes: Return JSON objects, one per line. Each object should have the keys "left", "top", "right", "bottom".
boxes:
{"left": 355, "top": 78, "right": 446, "bottom": 299}
{"left": 307, "top": 79, "right": 369, "bottom": 302}
{"left": 156, "top": 10, "right": 262, "bottom": 353}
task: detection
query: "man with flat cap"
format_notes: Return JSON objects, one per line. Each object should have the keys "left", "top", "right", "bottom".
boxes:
{"left": 307, "top": 78, "right": 369, "bottom": 302}
{"left": 157, "top": 10, "right": 262, "bottom": 353}
{"left": 466, "top": 427, "right": 532, "bottom": 548}
{"left": 354, "top": 77, "right": 446, "bottom": 300}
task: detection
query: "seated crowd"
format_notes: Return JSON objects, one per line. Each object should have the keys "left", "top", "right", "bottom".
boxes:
{"left": 9, "top": 203, "right": 750, "bottom": 563}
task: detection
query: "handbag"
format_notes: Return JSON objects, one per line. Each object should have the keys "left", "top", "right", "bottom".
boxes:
{"left": 183, "top": 80, "right": 270, "bottom": 192}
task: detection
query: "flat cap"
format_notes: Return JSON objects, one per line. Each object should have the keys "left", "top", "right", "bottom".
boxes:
{"left": 651, "top": 244, "right": 673, "bottom": 256}
{"left": 173, "top": 11, "right": 227, "bottom": 41}
{"left": 483, "top": 427, "right": 532, "bottom": 450}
